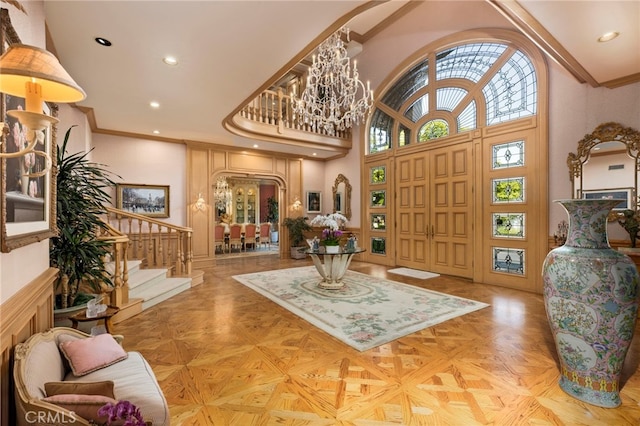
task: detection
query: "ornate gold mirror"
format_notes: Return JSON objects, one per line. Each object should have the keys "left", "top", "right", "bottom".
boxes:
{"left": 332, "top": 173, "right": 352, "bottom": 220}
{"left": 568, "top": 122, "right": 640, "bottom": 218}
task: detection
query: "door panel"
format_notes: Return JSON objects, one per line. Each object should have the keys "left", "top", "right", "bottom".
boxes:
{"left": 395, "top": 143, "right": 473, "bottom": 277}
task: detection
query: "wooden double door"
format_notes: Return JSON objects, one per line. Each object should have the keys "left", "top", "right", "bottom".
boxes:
{"left": 395, "top": 143, "right": 473, "bottom": 278}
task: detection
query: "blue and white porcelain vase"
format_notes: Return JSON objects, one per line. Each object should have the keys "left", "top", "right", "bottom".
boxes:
{"left": 542, "top": 199, "right": 639, "bottom": 407}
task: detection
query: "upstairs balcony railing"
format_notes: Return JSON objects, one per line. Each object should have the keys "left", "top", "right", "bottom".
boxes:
{"left": 236, "top": 88, "right": 352, "bottom": 141}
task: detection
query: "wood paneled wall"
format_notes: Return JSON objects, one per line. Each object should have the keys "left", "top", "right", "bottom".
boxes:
{"left": 0, "top": 268, "right": 57, "bottom": 426}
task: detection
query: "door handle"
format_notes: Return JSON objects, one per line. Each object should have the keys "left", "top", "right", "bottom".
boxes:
{"left": 431, "top": 225, "right": 434, "bottom": 238}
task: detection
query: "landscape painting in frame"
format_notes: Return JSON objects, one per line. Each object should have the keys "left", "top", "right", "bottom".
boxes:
{"left": 117, "top": 184, "right": 170, "bottom": 218}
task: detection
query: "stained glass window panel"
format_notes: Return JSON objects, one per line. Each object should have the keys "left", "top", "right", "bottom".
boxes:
{"left": 493, "top": 247, "right": 525, "bottom": 275}
{"left": 369, "top": 109, "right": 393, "bottom": 153}
{"left": 492, "top": 213, "right": 525, "bottom": 238}
{"left": 483, "top": 50, "right": 537, "bottom": 125}
{"left": 492, "top": 177, "right": 525, "bottom": 203}
{"left": 371, "top": 190, "right": 386, "bottom": 207}
{"left": 404, "top": 94, "right": 429, "bottom": 123}
{"left": 436, "top": 43, "right": 508, "bottom": 82}
{"left": 398, "top": 124, "right": 410, "bottom": 147}
{"left": 371, "top": 214, "right": 386, "bottom": 230}
{"left": 436, "top": 87, "right": 467, "bottom": 112}
{"left": 371, "top": 237, "right": 386, "bottom": 255}
{"left": 457, "top": 101, "right": 476, "bottom": 132}
{"left": 370, "top": 166, "right": 386, "bottom": 184}
{"left": 418, "top": 119, "right": 449, "bottom": 142}
{"left": 493, "top": 140, "right": 525, "bottom": 169}
{"left": 381, "top": 59, "right": 429, "bottom": 111}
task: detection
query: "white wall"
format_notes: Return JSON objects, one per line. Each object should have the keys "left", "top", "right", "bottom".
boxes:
{"left": 92, "top": 134, "right": 187, "bottom": 226}
{"left": 301, "top": 159, "right": 325, "bottom": 220}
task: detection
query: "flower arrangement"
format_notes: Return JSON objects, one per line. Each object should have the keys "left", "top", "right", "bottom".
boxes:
{"left": 97, "top": 400, "right": 146, "bottom": 426}
{"left": 310, "top": 213, "right": 348, "bottom": 246}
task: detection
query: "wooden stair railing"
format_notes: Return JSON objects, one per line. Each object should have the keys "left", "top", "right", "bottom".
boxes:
{"left": 104, "top": 206, "right": 193, "bottom": 277}
{"left": 96, "top": 222, "right": 130, "bottom": 308}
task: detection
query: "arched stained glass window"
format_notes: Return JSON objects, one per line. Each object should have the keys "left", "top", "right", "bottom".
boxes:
{"left": 404, "top": 94, "right": 429, "bottom": 122}
{"left": 368, "top": 39, "right": 537, "bottom": 154}
{"left": 398, "top": 123, "right": 410, "bottom": 147}
{"left": 369, "top": 108, "right": 393, "bottom": 153}
{"left": 436, "top": 87, "right": 467, "bottom": 112}
{"left": 380, "top": 59, "right": 429, "bottom": 111}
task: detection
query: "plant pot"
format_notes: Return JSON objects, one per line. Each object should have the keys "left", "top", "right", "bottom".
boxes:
{"left": 290, "top": 246, "right": 307, "bottom": 259}
{"left": 271, "top": 231, "right": 279, "bottom": 243}
{"left": 542, "top": 199, "right": 639, "bottom": 407}
{"left": 324, "top": 245, "right": 340, "bottom": 254}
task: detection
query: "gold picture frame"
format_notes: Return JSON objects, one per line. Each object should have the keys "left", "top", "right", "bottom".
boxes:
{"left": 116, "top": 183, "right": 170, "bottom": 218}
{"left": 1, "top": 8, "right": 58, "bottom": 252}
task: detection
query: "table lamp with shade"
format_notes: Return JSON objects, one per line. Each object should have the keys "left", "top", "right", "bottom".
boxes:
{"left": 0, "top": 43, "right": 86, "bottom": 175}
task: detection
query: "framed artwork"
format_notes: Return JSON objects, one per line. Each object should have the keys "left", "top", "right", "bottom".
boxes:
{"left": 116, "top": 183, "right": 170, "bottom": 218}
{"left": 582, "top": 187, "right": 634, "bottom": 210}
{"left": 1, "top": 9, "right": 58, "bottom": 252}
{"left": 306, "top": 191, "right": 321, "bottom": 213}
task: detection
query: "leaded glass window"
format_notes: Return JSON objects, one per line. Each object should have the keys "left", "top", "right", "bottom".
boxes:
{"left": 436, "top": 43, "right": 507, "bottom": 82}
{"left": 371, "top": 190, "right": 386, "bottom": 207}
{"left": 436, "top": 87, "right": 467, "bottom": 112}
{"left": 492, "top": 177, "right": 525, "bottom": 203}
{"left": 493, "top": 140, "right": 525, "bottom": 169}
{"left": 493, "top": 247, "right": 524, "bottom": 275}
{"left": 370, "top": 166, "right": 386, "bottom": 184}
{"left": 493, "top": 213, "right": 525, "bottom": 238}
{"left": 419, "top": 119, "right": 449, "bottom": 142}
{"left": 404, "top": 94, "right": 429, "bottom": 123}
{"left": 371, "top": 237, "right": 386, "bottom": 255}
{"left": 371, "top": 214, "right": 386, "bottom": 230}
{"left": 398, "top": 124, "right": 410, "bottom": 147}
{"left": 457, "top": 101, "right": 476, "bottom": 132}
{"left": 381, "top": 59, "right": 429, "bottom": 111}
{"left": 483, "top": 50, "right": 537, "bottom": 125}
{"left": 369, "top": 109, "right": 393, "bottom": 153}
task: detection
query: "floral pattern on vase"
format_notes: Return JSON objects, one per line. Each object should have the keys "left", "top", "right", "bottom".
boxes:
{"left": 542, "top": 199, "right": 639, "bottom": 407}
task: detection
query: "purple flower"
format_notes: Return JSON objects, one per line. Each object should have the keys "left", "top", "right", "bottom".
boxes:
{"left": 98, "top": 400, "right": 146, "bottom": 426}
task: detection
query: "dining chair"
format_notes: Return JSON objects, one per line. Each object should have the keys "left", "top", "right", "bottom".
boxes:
{"left": 214, "top": 224, "right": 226, "bottom": 254}
{"left": 244, "top": 223, "right": 257, "bottom": 251}
{"left": 228, "top": 224, "right": 243, "bottom": 252}
{"left": 259, "top": 223, "right": 271, "bottom": 249}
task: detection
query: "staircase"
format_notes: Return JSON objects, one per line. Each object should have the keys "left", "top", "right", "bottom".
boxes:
{"left": 126, "top": 260, "right": 192, "bottom": 310}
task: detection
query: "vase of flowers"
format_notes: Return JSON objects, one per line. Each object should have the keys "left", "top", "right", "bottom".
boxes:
{"left": 310, "top": 213, "right": 348, "bottom": 253}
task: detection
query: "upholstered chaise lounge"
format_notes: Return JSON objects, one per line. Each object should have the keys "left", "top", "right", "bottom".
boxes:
{"left": 13, "top": 327, "right": 169, "bottom": 426}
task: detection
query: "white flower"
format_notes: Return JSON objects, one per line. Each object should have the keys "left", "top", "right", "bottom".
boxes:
{"left": 309, "top": 213, "right": 348, "bottom": 230}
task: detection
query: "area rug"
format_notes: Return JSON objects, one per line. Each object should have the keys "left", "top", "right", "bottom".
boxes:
{"left": 388, "top": 267, "right": 440, "bottom": 280}
{"left": 232, "top": 266, "right": 489, "bottom": 351}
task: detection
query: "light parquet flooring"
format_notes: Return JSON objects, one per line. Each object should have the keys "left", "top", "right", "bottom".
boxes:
{"left": 113, "top": 257, "right": 640, "bottom": 425}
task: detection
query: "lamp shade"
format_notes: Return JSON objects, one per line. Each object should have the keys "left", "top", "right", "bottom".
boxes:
{"left": 0, "top": 44, "right": 86, "bottom": 103}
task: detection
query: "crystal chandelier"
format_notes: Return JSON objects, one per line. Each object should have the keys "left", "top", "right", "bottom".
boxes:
{"left": 291, "top": 27, "right": 374, "bottom": 136}
{"left": 214, "top": 176, "right": 232, "bottom": 210}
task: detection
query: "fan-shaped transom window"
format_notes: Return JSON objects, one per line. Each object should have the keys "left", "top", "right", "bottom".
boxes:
{"left": 368, "top": 41, "right": 537, "bottom": 153}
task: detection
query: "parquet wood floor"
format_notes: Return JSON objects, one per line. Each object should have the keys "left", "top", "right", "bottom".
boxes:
{"left": 114, "top": 257, "right": 640, "bottom": 425}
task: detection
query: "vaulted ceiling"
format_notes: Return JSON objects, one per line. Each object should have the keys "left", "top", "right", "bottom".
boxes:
{"left": 42, "top": 1, "right": 640, "bottom": 159}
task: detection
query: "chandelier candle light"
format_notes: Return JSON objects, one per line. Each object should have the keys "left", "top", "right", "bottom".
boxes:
{"left": 291, "top": 27, "right": 374, "bottom": 136}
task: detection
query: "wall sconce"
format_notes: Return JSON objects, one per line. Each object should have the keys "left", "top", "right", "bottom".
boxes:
{"left": 290, "top": 198, "right": 302, "bottom": 211}
{"left": 0, "top": 44, "right": 86, "bottom": 172}
{"left": 193, "top": 193, "right": 207, "bottom": 212}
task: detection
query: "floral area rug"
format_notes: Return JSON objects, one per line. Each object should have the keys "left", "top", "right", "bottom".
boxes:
{"left": 232, "top": 266, "right": 489, "bottom": 351}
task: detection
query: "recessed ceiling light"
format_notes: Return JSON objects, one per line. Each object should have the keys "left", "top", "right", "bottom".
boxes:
{"left": 95, "top": 37, "right": 112, "bottom": 47}
{"left": 150, "top": 101, "right": 160, "bottom": 108}
{"left": 253, "top": 144, "right": 259, "bottom": 148}
{"left": 598, "top": 31, "right": 620, "bottom": 43}
{"left": 312, "top": 152, "right": 317, "bottom": 156}
{"left": 163, "top": 56, "right": 178, "bottom": 66}
{"left": 153, "top": 130, "right": 160, "bottom": 135}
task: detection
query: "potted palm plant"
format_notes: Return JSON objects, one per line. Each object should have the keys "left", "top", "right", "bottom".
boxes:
{"left": 51, "top": 126, "right": 119, "bottom": 314}
{"left": 282, "top": 216, "right": 312, "bottom": 259}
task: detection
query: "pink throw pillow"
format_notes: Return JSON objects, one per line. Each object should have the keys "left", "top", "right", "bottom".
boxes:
{"left": 59, "top": 334, "right": 128, "bottom": 377}
{"left": 42, "top": 394, "right": 118, "bottom": 423}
